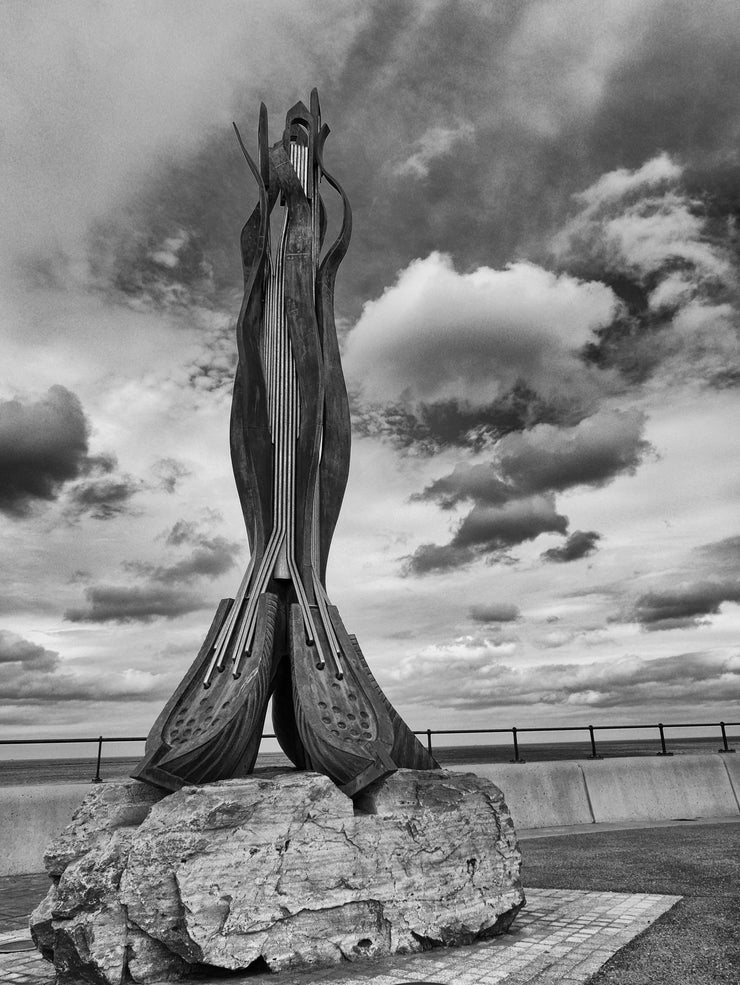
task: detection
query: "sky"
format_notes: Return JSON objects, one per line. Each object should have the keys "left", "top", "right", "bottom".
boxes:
{"left": 1, "top": 0, "right": 739, "bottom": 752}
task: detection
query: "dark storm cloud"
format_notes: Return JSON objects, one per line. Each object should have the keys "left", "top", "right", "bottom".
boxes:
{"left": 454, "top": 499, "right": 568, "bottom": 551}
{"left": 629, "top": 580, "right": 740, "bottom": 632}
{"left": 0, "top": 386, "right": 89, "bottom": 517}
{"left": 64, "top": 585, "right": 206, "bottom": 624}
{"left": 406, "top": 495, "right": 568, "bottom": 575}
{"left": 469, "top": 603, "right": 520, "bottom": 624}
{"left": 77, "top": 0, "right": 740, "bottom": 348}
{"left": 414, "top": 463, "right": 511, "bottom": 510}
{"left": 407, "top": 408, "right": 647, "bottom": 574}
{"left": 541, "top": 530, "right": 601, "bottom": 564}
{"left": 390, "top": 643, "right": 740, "bottom": 712}
{"left": 0, "top": 387, "right": 144, "bottom": 521}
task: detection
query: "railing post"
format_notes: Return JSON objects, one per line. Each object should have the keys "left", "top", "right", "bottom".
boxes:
{"left": 92, "top": 735, "right": 104, "bottom": 782}
{"left": 719, "top": 721, "right": 736, "bottom": 754}
{"left": 426, "top": 729, "right": 433, "bottom": 756}
{"left": 510, "top": 726, "right": 525, "bottom": 763}
{"left": 588, "top": 724, "right": 602, "bottom": 759}
{"left": 656, "top": 722, "right": 673, "bottom": 757}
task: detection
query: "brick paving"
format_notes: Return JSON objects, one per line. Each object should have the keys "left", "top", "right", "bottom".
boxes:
{"left": 0, "top": 873, "right": 678, "bottom": 985}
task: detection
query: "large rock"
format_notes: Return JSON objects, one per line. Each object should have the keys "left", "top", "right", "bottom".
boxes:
{"left": 31, "top": 769, "right": 524, "bottom": 983}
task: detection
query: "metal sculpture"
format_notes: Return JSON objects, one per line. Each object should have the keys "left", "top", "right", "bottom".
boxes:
{"left": 133, "top": 90, "right": 438, "bottom": 797}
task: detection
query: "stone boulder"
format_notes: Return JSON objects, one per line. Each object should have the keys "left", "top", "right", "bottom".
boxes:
{"left": 31, "top": 769, "right": 524, "bottom": 983}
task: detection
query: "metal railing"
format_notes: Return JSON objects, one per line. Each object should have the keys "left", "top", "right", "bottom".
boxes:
{"left": 0, "top": 719, "right": 736, "bottom": 783}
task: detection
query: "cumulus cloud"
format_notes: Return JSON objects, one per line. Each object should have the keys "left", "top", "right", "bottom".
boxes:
{"left": 553, "top": 154, "right": 740, "bottom": 386}
{"left": 344, "top": 253, "right": 618, "bottom": 412}
{"left": 469, "top": 603, "right": 521, "bottom": 623}
{"left": 541, "top": 530, "right": 601, "bottom": 563}
{"left": 389, "top": 638, "right": 740, "bottom": 711}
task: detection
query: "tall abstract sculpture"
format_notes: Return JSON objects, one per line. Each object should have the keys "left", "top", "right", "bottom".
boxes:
{"left": 134, "top": 91, "right": 438, "bottom": 797}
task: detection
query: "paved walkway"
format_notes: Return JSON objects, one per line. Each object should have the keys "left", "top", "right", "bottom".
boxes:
{"left": 0, "top": 873, "right": 678, "bottom": 985}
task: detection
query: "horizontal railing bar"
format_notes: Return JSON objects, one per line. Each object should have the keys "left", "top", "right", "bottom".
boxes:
{"left": 0, "top": 722, "right": 737, "bottom": 748}
{"left": 0, "top": 737, "right": 147, "bottom": 745}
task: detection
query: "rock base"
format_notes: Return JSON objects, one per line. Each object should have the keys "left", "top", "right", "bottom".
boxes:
{"left": 31, "top": 769, "right": 524, "bottom": 983}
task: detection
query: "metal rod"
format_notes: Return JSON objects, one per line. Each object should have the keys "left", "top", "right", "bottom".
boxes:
{"left": 657, "top": 722, "right": 673, "bottom": 756}
{"left": 719, "top": 721, "right": 736, "bottom": 754}
{"left": 92, "top": 735, "right": 103, "bottom": 783}
{"left": 426, "top": 729, "right": 433, "bottom": 756}
{"left": 511, "top": 726, "right": 524, "bottom": 763}
{"left": 588, "top": 724, "right": 602, "bottom": 759}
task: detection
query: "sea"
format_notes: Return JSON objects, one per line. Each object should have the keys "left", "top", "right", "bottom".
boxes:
{"left": 0, "top": 735, "right": 735, "bottom": 786}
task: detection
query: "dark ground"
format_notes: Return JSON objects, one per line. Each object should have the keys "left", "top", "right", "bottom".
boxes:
{"left": 522, "top": 820, "right": 740, "bottom": 985}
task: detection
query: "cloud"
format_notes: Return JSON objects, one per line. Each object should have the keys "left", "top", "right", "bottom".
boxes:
{"left": 127, "top": 535, "right": 239, "bottom": 583}
{"left": 496, "top": 409, "right": 650, "bottom": 493}
{"left": 627, "top": 580, "right": 740, "bottom": 631}
{"left": 0, "top": 386, "right": 89, "bottom": 517}
{"left": 65, "top": 470, "right": 143, "bottom": 521}
{"left": 415, "top": 462, "right": 511, "bottom": 509}
{"left": 552, "top": 154, "right": 740, "bottom": 387}
{"left": 454, "top": 497, "right": 568, "bottom": 550}
{"left": 344, "top": 253, "right": 618, "bottom": 413}
{"left": 394, "top": 122, "right": 475, "bottom": 178}
{"left": 389, "top": 639, "right": 740, "bottom": 711}
{"left": 64, "top": 517, "right": 239, "bottom": 622}
{"left": 469, "top": 603, "right": 520, "bottom": 623}
{"left": 64, "top": 584, "right": 206, "bottom": 624}
{"left": 694, "top": 535, "right": 740, "bottom": 573}
{"left": 406, "top": 494, "right": 568, "bottom": 574}
{"left": 0, "top": 0, "right": 362, "bottom": 268}
{"left": 408, "top": 407, "right": 647, "bottom": 573}
{"left": 0, "top": 629, "right": 167, "bottom": 702}
{"left": 353, "top": 382, "right": 573, "bottom": 453}
{"left": 152, "top": 458, "right": 191, "bottom": 493}
{"left": 541, "top": 530, "right": 601, "bottom": 563}
{"left": 0, "top": 631, "right": 58, "bottom": 673}
{"left": 0, "top": 386, "right": 142, "bottom": 521}
{"left": 417, "top": 408, "right": 650, "bottom": 505}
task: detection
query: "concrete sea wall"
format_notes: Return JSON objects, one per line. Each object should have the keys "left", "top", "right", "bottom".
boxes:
{"left": 0, "top": 783, "right": 91, "bottom": 877}
{"left": 2, "top": 754, "right": 739, "bottom": 874}
{"left": 449, "top": 752, "right": 740, "bottom": 829}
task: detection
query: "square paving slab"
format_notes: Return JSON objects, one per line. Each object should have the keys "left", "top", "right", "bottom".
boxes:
{"left": 0, "top": 880, "right": 679, "bottom": 985}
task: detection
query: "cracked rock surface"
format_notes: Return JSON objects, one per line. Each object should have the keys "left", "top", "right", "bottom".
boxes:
{"left": 30, "top": 769, "right": 524, "bottom": 983}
